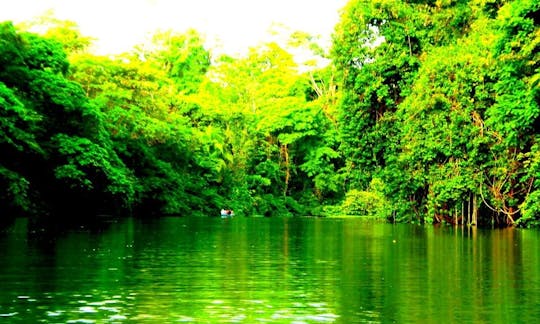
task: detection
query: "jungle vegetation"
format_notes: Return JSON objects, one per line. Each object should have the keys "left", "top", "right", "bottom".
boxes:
{"left": 0, "top": 0, "right": 538, "bottom": 227}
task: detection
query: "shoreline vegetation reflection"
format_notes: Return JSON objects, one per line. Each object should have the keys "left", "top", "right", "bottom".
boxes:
{"left": 1, "top": 217, "right": 540, "bottom": 323}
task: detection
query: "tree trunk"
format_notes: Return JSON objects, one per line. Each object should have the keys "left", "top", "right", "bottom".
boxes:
{"left": 472, "top": 194, "right": 478, "bottom": 226}
{"left": 467, "top": 194, "right": 471, "bottom": 226}
{"left": 281, "top": 144, "right": 290, "bottom": 197}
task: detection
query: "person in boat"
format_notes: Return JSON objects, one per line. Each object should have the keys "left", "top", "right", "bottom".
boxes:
{"left": 220, "top": 209, "right": 234, "bottom": 217}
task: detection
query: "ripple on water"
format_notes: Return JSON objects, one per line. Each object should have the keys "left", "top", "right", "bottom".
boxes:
{"left": 109, "top": 314, "right": 127, "bottom": 321}
{"left": 78, "top": 306, "right": 98, "bottom": 313}
{"left": 46, "top": 310, "right": 64, "bottom": 317}
{"left": 88, "top": 299, "right": 120, "bottom": 306}
{"left": 177, "top": 315, "right": 196, "bottom": 322}
{"left": 304, "top": 313, "right": 340, "bottom": 322}
{"left": 98, "top": 306, "right": 120, "bottom": 313}
{"left": 0, "top": 312, "right": 18, "bottom": 317}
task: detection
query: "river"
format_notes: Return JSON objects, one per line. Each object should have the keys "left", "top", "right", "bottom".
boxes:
{"left": 1, "top": 216, "right": 539, "bottom": 323}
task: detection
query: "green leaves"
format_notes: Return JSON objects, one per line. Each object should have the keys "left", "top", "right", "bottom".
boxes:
{"left": 331, "top": 0, "right": 540, "bottom": 225}
{"left": 0, "top": 82, "right": 41, "bottom": 152}
{"left": 340, "top": 178, "right": 390, "bottom": 218}
{"left": 140, "top": 29, "right": 211, "bottom": 94}
{"left": 0, "top": 22, "right": 142, "bottom": 217}
{"left": 0, "top": 165, "right": 32, "bottom": 214}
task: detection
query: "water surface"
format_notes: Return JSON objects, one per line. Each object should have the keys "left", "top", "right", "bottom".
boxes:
{"left": 1, "top": 217, "right": 539, "bottom": 323}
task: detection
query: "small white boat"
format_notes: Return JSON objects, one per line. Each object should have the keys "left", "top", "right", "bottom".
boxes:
{"left": 220, "top": 209, "right": 234, "bottom": 218}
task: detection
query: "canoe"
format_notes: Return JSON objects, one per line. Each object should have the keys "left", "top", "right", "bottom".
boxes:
{"left": 220, "top": 211, "right": 234, "bottom": 218}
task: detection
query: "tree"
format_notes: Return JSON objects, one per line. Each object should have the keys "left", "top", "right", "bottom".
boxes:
{"left": 69, "top": 52, "right": 212, "bottom": 216}
{"left": 331, "top": 0, "right": 540, "bottom": 226}
{"left": 0, "top": 22, "right": 135, "bottom": 218}
{"left": 136, "top": 29, "right": 211, "bottom": 94}
{"left": 17, "top": 10, "right": 94, "bottom": 55}
{"left": 487, "top": 0, "right": 540, "bottom": 226}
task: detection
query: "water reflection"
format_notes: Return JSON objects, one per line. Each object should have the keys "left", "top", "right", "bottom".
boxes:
{"left": 1, "top": 217, "right": 540, "bottom": 322}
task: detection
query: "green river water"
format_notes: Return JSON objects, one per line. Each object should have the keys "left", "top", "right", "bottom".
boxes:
{"left": 1, "top": 216, "right": 539, "bottom": 323}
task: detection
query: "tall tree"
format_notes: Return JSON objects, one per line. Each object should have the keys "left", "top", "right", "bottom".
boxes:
{"left": 137, "top": 29, "right": 211, "bottom": 94}
{"left": 0, "top": 22, "right": 135, "bottom": 218}
{"left": 487, "top": 0, "right": 540, "bottom": 226}
{"left": 69, "top": 52, "right": 212, "bottom": 216}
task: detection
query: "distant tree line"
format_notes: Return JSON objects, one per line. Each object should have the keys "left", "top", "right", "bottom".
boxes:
{"left": 0, "top": 18, "right": 341, "bottom": 221}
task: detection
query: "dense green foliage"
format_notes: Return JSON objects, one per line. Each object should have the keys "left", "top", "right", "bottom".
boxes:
{"left": 0, "top": 21, "right": 134, "bottom": 219}
{"left": 0, "top": 0, "right": 538, "bottom": 226}
{"left": 0, "top": 18, "right": 340, "bottom": 219}
{"left": 333, "top": 0, "right": 539, "bottom": 227}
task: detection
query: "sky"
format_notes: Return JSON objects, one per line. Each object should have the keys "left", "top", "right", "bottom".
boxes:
{"left": 0, "top": 0, "right": 348, "bottom": 56}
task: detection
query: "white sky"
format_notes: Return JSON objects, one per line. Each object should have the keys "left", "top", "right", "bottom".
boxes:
{"left": 0, "top": 0, "right": 348, "bottom": 56}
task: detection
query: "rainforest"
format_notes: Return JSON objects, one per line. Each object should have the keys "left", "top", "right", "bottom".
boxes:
{"left": 0, "top": 0, "right": 539, "bottom": 227}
